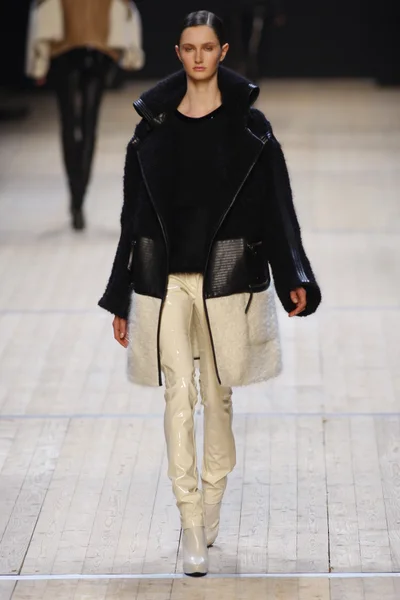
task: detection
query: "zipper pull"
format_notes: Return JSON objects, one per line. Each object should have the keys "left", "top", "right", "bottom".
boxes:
{"left": 247, "top": 241, "right": 262, "bottom": 255}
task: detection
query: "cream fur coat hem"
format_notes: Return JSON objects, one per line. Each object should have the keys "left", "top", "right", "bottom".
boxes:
{"left": 127, "top": 287, "right": 282, "bottom": 387}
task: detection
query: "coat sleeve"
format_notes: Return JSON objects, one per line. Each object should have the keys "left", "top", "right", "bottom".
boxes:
{"left": 108, "top": 0, "right": 145, "bottom": 71}
{"left": 263, "top": 123, "right": 321, "bottom": 317}
{"left": 98, "top": 136, "right": 141, "bottom": 319}
{"left": 25, "top": 0, "right": 64, "bottom": 79}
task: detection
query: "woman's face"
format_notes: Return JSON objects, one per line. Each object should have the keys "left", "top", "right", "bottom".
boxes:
{"left": 176, "top": 26, "right": 229, "bottom": 81}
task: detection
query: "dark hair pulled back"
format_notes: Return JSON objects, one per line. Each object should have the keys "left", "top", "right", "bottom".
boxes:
{"left": 179, "top": 10, "right": 226, "bottom": 46}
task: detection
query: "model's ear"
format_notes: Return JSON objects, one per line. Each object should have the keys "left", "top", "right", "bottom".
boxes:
{"left": 220, "top": 43, "right": 229, "bottom": 62}
{"left": 175, "top": 45, "right": 182, "bottom": 62}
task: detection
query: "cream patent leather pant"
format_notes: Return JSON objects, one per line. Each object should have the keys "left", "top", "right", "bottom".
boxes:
{"left": 160, "top": 273, "right": 236, "bottom": 529}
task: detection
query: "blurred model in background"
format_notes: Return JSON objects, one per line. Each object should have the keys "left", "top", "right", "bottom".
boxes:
{"left": 26, "top": 0, "right": 145, "bottom": 230}
{"left": 221, "top": 0, "right": 286, "bottom": 81}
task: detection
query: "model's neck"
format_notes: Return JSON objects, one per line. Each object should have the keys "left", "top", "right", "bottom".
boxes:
{"left": 178, "top": 73, "right": 222, "bottom": 118}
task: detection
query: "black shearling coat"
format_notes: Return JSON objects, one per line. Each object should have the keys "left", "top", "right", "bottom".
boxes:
{"left": 99, "top": 66, "right": 321, "bottom": 324}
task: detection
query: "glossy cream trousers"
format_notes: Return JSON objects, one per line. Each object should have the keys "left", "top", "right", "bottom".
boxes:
{"left": 160, "top": 273, "right": 236, "bottom": 528}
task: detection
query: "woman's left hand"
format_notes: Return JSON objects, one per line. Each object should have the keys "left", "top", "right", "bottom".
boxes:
{"left": 288, "top": 287, "right": 307, "bottom": 317}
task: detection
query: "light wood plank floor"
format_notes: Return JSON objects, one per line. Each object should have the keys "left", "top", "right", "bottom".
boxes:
{"left": 0, "top": 79, "right": 399, "bottom": 599}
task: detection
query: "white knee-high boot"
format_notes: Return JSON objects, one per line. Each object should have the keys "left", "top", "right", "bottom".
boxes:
{"left": 200, "top": 379, "right": 236, "bottom": 547}
{"left": 163, "top": 375, "right": 208, "bottom": 575}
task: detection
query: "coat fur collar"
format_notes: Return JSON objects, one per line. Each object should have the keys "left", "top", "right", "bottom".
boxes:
{"left": 133, "top": 65, "right": 260, "bottom": 125}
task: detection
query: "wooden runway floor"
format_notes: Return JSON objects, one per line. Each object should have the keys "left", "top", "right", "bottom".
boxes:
{"left": 0, "top": 79, "right": 399, "bottom": 599}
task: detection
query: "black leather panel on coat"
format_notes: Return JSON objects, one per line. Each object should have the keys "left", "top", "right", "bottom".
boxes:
{"left": 205, "top": 238, "right": 270, "bottom": 299}
{"left": 132, "top": 236, "right": 166, "bottom": 299}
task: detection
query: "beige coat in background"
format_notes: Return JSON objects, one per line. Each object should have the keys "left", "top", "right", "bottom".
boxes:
{"left": 26, "top": 0, "right": 145, "bottom": 79}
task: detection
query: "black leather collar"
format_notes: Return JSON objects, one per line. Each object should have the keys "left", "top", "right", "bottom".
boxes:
{"left": 133, "top": 65, "right": 259, "bottom": 127}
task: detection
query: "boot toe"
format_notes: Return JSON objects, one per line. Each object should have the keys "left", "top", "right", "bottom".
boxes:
{"left": 182, "top": 526, "right": 208, "bottom": 576}
{"left": 71, "top": 208, "right": 86, "bottom": 231}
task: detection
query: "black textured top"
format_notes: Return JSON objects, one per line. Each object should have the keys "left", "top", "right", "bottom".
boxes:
{"left": 168, "top": 104, "right": 230, "bottom": 274}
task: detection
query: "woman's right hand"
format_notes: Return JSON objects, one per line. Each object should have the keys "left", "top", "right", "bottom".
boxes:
{"left": 113, "top": 316, "right": 129, "bottom": 348}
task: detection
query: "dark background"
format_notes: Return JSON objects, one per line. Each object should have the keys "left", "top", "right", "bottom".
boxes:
{"left": 0, "top": 0, "right": 399, "bottom": 87}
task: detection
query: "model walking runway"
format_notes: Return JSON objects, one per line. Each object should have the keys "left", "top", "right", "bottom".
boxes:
{"left": 0, "top": 53, "right": 399, "bottom": 600}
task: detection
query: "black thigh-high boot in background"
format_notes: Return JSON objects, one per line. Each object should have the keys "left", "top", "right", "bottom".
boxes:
{"left": 53, "top": 48, "right": 110, "bottom": 230}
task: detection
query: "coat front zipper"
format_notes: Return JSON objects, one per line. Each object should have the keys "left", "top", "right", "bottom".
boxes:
{"left": 202, "top": 131, "right": 267, "bottom": 385}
